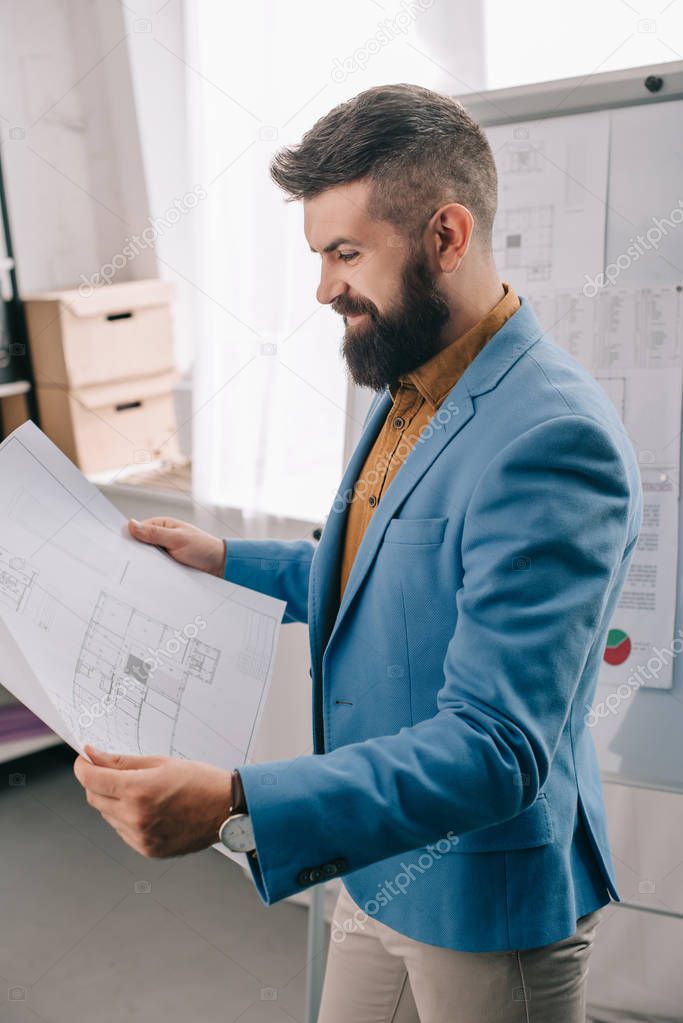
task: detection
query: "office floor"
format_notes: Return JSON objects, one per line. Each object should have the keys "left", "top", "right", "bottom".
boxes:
{"left": 1, "top": 745, "right": 327, "bottom": 1022}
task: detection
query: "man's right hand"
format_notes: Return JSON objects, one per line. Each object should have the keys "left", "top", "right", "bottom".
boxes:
{"left": 128, "top": 517, "right": 226, "bottom": 578}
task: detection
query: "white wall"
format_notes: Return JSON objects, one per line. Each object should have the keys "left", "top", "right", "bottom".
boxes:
{"left": 0, "top": 0, "right": 195, "bottom": 371}
{"left": 120, "top": 0, "right": 198, "bottom": 373}
{"left": 0, "top": 0, "right": 154, "bottom": 291}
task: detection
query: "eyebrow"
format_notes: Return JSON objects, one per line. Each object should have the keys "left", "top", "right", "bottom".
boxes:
{"left": 309, "top": 236, "right": 363, "bottom": 254}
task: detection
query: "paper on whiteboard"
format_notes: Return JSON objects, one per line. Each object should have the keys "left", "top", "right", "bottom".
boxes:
{"left": 0, "top": 422, "right": 286, "bottom": 768}
{"left": 595, "top": 367, "right": 682, "bottom": 486}
{"left": 528, "top": 285, "right": 683, "bottom": 371}
{"left": 595, "top": 466, "right": 678, "bottom": 692}
{"left": 486, "top": 111, "right": 609, "bottom": 292}
{"left": 606, "top": 101, "right": 683, "bottom": 292}
{"left": 594, "top": 369, "right": 682, "bottom": 692}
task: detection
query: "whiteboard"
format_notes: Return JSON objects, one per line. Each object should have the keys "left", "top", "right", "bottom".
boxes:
{"left": 594, "top": 98, "right": 683, "bottom": 792}
{"left": 458, "top": 70, "right": 683, "bottom": 792}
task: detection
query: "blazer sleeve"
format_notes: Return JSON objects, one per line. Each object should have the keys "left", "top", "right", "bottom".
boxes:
{"left": 237, "top": 414, "right": 638, "bottom": 904}
{"left": 223, "top": 538, "right": 315, "bottom": 624}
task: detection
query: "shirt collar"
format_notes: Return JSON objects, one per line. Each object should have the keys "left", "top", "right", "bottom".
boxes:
{"left": 390, "top": 282, "right": 520, "bottom": 409}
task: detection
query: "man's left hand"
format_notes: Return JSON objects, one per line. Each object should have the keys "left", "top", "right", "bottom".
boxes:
{"left": 73, "top": 745, "right": 233, "bottom": 858}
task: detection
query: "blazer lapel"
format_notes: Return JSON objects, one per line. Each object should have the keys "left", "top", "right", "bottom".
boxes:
{"left": 324, "top": 382, "right": 475, "bottom": 662}
{"left": 308, "top": 390, "right": 392, "bottom": 667}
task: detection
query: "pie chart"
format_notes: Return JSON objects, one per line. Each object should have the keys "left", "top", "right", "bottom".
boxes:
{"left": 603, "top": 628, "right": 631, "bottom": 666}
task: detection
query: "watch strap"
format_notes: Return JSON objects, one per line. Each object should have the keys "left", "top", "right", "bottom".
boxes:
{"left": 230, "top": 769, "right": 247, "bottom": 815}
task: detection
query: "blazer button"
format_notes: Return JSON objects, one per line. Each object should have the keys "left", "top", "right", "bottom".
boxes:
{"left": 309, "top": 868, "right": 322, "bottom": 883}
{"left": 297, "top": 868, "right": 311, "bottom": 887}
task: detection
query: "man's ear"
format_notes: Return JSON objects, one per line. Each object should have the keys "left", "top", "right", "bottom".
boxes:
{"left": 428, "top": 202, "right": 474, "bottom": 274}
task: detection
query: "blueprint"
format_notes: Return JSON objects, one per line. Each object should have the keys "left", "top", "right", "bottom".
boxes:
{"left": 528, "top": 285, "right": 683, "bottom": 371}
{"left": 486, "top": 111, "right": 609, "bottom": 292}
{"left": 0, "top": 422, "right": 286, "bottom": 768}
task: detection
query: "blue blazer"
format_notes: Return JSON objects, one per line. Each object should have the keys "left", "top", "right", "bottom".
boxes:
{"left": 225, "top": 296, "right": 643, "bottom": 952}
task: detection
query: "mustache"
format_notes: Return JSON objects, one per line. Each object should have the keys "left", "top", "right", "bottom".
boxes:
{"left": 332, "top": 296, "right": 378, "bottom": 319}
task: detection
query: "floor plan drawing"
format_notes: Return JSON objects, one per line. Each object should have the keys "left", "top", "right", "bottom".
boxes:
{"left": 492, "top": 204, "right": 554, "bottom": 283}
{"left": 237, "top": 609, "right": 278, "bottom": 681}
{"left": 497, "top": 141, "right": 545, "bottom": 176}
{"left": 486, "top": 111, "right": 609, "bottom": 292}
{"left": 0, "top": 549, "right": 36, "bottom": 614}
{"left": 73, "top": 592, "right": 220, "bottom": 753}
{"left": 0, "top": 423, "right": 286, "bottom": 768}
{"left": 7, "top": 484, "right": 128, "bottom": 584}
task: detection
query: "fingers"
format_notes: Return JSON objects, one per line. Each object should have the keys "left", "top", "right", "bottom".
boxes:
{"left": 85, "top": 788, "right": 119, "bottom": 812}
{"left": 73, "top": 757, "right": 125, "bottom": 798}
{"left": 137, "top": 516, "right": 183, "bottom": 529}
{"left": 99, "top": 812, "right": 149, "bottom": 855}
{"left": 128, "top": 518, "right": 180, "bottom": 547}
{"left": 81, "top": 776, "right": 147, "bottom": 852}
{"left": 84, "top": 746, "right": 165, "bottom": 771}
{"left": 74, "top": 752, "right": 161, "bottom": 798}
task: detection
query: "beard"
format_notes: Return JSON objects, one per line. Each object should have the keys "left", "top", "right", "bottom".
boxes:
{"left": 334, "top": 249, "right": 451, "bottom": 391}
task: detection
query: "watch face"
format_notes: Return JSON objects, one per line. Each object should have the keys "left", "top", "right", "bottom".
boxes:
{"left": 219, "top": 814, "right": 255, "bottom": 853}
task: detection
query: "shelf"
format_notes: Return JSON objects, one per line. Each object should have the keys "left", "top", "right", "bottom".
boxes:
{"left": 0, "top": 732, "right": 63, "bottom": 765}
{"left": 0, "top": 379, "right": 30, "bottom": 399}
{"left": 93, "top": 459, "right": 192, "bottom": 503}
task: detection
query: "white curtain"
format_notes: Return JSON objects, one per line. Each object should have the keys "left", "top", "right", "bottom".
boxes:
{"left": 185, "top": 0, "right": 484, "bottom": 522}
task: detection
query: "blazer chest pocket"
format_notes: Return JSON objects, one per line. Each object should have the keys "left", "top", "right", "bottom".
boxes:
{"left": 453, "top": 793, "right": 555, "bottom": 853}
{"left": 384, "top": 516, "right": 448, "bottom": 546}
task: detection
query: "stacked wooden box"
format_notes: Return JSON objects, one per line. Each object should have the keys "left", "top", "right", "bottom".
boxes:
{"left": 24, "top": 279, "right": 180, "bottom": 474}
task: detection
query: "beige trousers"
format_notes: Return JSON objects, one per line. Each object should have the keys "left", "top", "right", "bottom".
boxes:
{"left": 317, "top": 883, "right": 605, "bottom": 1023}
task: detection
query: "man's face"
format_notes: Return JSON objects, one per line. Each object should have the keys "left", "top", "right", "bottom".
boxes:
{"left": 304, "top": 181, "right": 450, "bottom": 391}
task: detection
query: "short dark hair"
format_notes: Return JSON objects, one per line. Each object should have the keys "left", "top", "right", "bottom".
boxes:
{"left": 270, "top": 83, "right": 498, "bottom": 247}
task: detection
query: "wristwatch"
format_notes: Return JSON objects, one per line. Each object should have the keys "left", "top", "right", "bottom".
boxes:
{"left": 218, "top": 769, "right": 256, "bottom": 853}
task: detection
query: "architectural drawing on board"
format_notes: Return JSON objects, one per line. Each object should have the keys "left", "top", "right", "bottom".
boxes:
{"left": 498, "top": 142, "right": 545, "bottom": 176}
{"left": 492, "top": 205, "right": 554, "bottom": 283}
{"left": 595, "top": 374, "right": 626, "bottom": 421}
{"left": 0, "top": 549, "right": 36, "bottom": 614}
{"left": 73, "top": 592, "right": 220, "bottom": 753}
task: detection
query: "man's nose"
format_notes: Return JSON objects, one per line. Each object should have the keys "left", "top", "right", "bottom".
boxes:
{"left": 316, "top": 269, "right": 347, "bottom": 306}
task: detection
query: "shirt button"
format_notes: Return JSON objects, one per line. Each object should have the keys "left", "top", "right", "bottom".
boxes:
{"left": 368, "top": 495, "right": 377, "bottom": 507}
{"left": 393, "top": 416, "right": 405, "bottom": 429}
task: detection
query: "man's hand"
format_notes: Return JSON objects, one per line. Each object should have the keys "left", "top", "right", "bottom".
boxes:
{"left": 73, "top": 745, "right": 233, "bottom": 858}
{"left": 128, "top": 517, "right": 227, "bottom": 577}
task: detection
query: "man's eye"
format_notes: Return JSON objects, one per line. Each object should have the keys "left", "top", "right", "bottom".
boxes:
{"left": 338, "top": 251, "right": 359, "bottom": 263}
